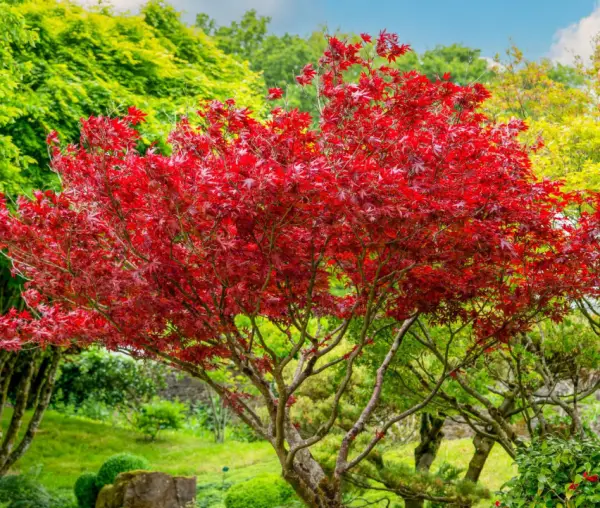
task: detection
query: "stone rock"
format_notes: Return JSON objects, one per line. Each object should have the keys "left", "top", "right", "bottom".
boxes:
{"left": 96, "top": 471, "right": 196, "bottom": 508}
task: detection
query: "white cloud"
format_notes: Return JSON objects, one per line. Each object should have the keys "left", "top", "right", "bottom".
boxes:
{"left": 549, "top": 4, "right": 600, "bottom": 65}
{"left": 480, "top": 56, "right": 506, "bottom": 72}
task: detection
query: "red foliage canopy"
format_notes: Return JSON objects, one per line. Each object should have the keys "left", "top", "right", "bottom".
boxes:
{"left": 0, "top": 34, "right": 591, "bottom": 366}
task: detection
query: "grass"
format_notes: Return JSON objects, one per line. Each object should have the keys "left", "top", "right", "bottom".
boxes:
{"left": 9, "top": 410, "right": 516, "bottom": 506}
{"left": 10, "top": 411, "right": 280, "bottom": 494}
{"left": 387, "top": 438, "right": 516, "bottom": 495}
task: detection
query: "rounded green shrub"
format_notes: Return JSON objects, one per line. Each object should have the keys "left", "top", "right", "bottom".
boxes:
{"left": 74, "top": 472, "right": 99, "bottom": 508}
{"left": 224, "top": 474, "right": 295, "bottom": 508}
{"left": 95, "top": 453, "right": 150, "bottom": 490}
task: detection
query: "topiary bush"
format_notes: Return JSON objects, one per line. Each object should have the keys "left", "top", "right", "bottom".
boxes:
{"left": 497, "top": 437, "right": 600, "bottom": 507}
{"left": 95, "top": 453, "right": 150, "bottom": 490}
{"left": 73, "top": 472, "right": 99, "bottom": 508}
{"left": 224, "top": 474, "right": 296, "bottom": 508}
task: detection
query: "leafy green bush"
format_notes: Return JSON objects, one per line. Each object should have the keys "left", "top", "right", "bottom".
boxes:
{"left": 224, "top": 474, "right": 295, "bottom": 508}
{"left": 95, "top": 453, "right": 150, "bottom": 490}
{"left": 498, "top": 437, "right": 600, "bottom": 507}
{"left": 229, "top": 420, "right": 262, "bottom": 443}
{"left": 53, "top": 349, "right": 167, "bottom": 415}
{"left": 0, "top": 473, "right": 51, "bottom": 508}
{"left": 0, "top": 468, "right": 74, "bottom": 508}
{"left": 134, "top": 398, "right": 186, "bottom": 441}
{"left": 73, "top": 473, "right": 99, "bottom": 508}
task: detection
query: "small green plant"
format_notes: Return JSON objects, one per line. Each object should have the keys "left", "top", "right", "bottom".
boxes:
{"left": 95, "top": 453, "right": 150, "bottom": 490}
{"left": 0, "top": 473, "right": 51, "bottom": 508}
{"left": 0, "top": 466, "right": 74, "bottom": 508}
{"left": 73, "top": 473, "right": 99, "bottom": 508}
{"left": 497, "top": 437, "right": 600, "bottom": 507}
{"left": 224, "top": 474, "right": 295, "bottom": 508}
{"left": 134, "top": 398, "right": 186, "bottom": 441}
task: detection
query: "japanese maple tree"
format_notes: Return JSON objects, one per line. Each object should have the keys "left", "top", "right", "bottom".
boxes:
{"left": 0, "top": 33, "right": 590, "bottom": 506}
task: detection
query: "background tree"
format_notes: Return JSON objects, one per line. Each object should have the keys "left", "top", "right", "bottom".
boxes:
{"left": 485, "top": 47, "right": 600, "bottom": 191}
{"left": 397, "top": 43, "right": 495, "bottom": 85}
{"left": 199, "top": 10, "right": 498, "bottom": 118}
{"left": 197, "top": 9, "right": 324, "bottom": 115}
{"left": 0, "top": 2, "right": 38, "bottom": 195}
{"left": 51, "top": 348, "right": 167, "bottom": 414}
{"left": 399, "top": 316, "right": 600, "bottom": 484}
{"left": 0, "top": 0, "right": 266, "bottom": 194}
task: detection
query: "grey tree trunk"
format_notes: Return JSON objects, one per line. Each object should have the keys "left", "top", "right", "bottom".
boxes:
{"left": 464, "top": 433, "right": 495, "bottom": 484}
{"left": 404, "top": 414, "right": 446, "bottom": 508}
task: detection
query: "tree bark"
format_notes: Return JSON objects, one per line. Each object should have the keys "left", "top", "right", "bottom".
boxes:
{"left": 414, "top": 413, "right": 445, "bottom": 472}
{"left": 404, "top": 499, "right": 425, "bottom": 508}
{"left": 463, "top": 396, "right": 517, "bottom": 487}
{"left": 284, "top": 463, "right": 342, "bottom": 508}
{"left": 0, "top": 348, "right": 62, "bottom": 476}
{"left": 279, "top": 424, "right": 342, "bottom": 507}
{"left": 464, "top": 433, "right": 495, "bottom": 483}
{"left": 404, "top": 413, "right": 446, "bottom": 508}
{"left": 0, "top": 355, "right": 18, "bottom": 433}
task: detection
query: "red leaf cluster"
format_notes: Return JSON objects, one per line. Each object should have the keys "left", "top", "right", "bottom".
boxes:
{"left": 0, "top": 33, "right": 594, "bottom": 364}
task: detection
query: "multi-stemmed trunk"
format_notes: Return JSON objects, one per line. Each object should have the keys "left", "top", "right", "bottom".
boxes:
{"left": 283, "top": 455, "right": 342, "bottom": 508}
{"left": 0, "top": 347, "right": 62, "bottom": 476}
{"left": 273, "top": 423, "right": 343, "bottom": 507}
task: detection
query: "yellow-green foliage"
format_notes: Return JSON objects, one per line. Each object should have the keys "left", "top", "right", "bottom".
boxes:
{"left": 484, "top": 48, "right": 592, "bottom": 123}
{"left": 526, "top": 116, "right": 600, "bottom": 191}
{"left": 0, "top": 2, "right": 38, "bottom": 194}
{"left": 483, "top": 47, "right": 600, "bottom": 191}
{"left": 0, "top": 0, "right": 266, "bottom": 193}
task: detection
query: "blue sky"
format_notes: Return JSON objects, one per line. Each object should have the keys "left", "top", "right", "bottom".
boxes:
{"left": 309, "top": 1, "right": 597, "bottom": 60}
{"left": 109, "top": 0, "right": 600, "bottom": 63}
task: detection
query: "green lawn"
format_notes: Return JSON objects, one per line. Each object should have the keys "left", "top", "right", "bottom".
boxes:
{"left": 9, "top": 411, "right": 515, "bottom": 506}
{"left": 10, "top": 411, "right": 279, "bottom": 492}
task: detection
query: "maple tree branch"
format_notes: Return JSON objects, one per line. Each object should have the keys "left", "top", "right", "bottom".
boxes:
{"left": 340, "top": 335, "right": 453, "bottom": 474}
{"left": 336, "top": 315, "right": 417, "bottom": 470}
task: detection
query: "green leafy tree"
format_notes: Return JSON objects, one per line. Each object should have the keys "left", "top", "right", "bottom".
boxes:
{"left": 0, "top": 2, "right": 38, "bottom": 195}
{"left": 1, "top": 0, "right": 266, "bottom": 193}
{"left": 400, "top": 43, "right": 495, "bottom": 85}
{"left": 133, "top": 398, "right": 186, "bottom": 441}
{"left": 52, "top": 348, "right": 168, "bottom": 413}
{"left": 196, "top": 9, "right": 324, "bottom": 114}
{"left": 198, "top": 9, "right": 270, "bottom": 62}
{"left": 484, "top": 47, "right": 599, "bottom": 191}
